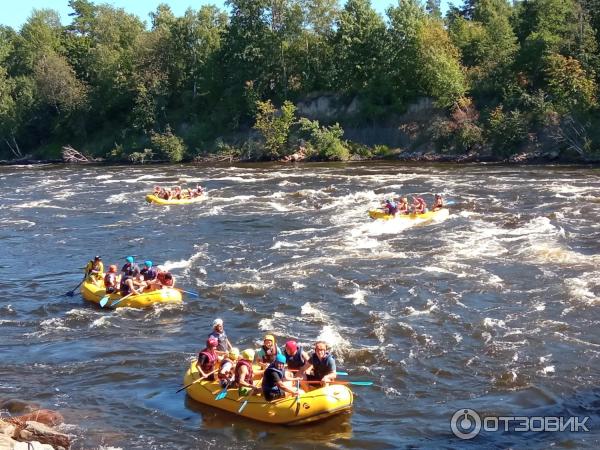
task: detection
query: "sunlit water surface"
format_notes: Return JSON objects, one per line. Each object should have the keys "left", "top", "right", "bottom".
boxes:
{"left": 1, "top": 162, "right": 599, "bottom": 449}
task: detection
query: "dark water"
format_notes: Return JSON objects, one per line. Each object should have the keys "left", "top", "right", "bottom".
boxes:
{"left": 1, "top": 162, "right": 599, "bottom": 449}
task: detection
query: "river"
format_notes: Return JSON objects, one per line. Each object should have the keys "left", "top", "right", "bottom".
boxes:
{"left": 0, "top": 162, "right": 599, "bottom": 449}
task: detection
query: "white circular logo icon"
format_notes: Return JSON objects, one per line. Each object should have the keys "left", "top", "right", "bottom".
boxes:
{"left": 451, "top": 408, "right": 481, "bottom": 439}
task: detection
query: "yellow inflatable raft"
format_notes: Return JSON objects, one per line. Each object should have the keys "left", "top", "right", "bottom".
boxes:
{"left": 145, "top": 194, "right": 205, "bottom": 205}
{"left": 183, "top": 362, "right": 353, "bottom": 425}
{"left": 368, "top": 208, "right": 448, "bottom": 221}
{"left": 80, "top": 278, "right": 182, "bottom": 308}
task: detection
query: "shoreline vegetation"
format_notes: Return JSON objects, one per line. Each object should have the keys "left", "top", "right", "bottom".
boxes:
{"left": 1, "top": 0, "right": 600, "bottom": 165}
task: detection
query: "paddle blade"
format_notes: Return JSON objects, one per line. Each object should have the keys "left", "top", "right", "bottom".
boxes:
{"left": 238, "top": 400, "right": 249, "bottom": 413}
{"left": 336, "top": 371, "right": 348, "bottom": 376}
{"left": 215, "top": 389, "right": 227, "bottom": 400}
{"left": 445, "top": 200, "right": 456, "bottom": 206}
{"left": 348, "top": 381, "right": 373, "bottom": 386}
{"left": 99, "top": 295, "right": 110, "bottom": 308}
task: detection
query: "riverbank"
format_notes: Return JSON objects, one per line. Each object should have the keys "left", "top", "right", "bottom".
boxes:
{"left": 0, "top": 399, "right": 71, "bottom": 449}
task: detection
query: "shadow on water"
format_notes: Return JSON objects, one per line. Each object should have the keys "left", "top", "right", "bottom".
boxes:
{"left": 182, "top": 395, "right": 372, "bottom": 449}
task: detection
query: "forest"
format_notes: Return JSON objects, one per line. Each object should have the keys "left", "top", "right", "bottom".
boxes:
{"left": 0, "top": 0, "right": 599, "bottom": 162}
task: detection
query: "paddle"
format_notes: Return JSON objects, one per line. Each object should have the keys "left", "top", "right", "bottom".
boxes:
{"left": 238, "top": 399, "right": 249, "bottom": 413}
{"left": 64, "top": 278, "right": 85, "bottom": 297}
{"left": 305, "top": 380, "right": 373, "bottom": 386}
{"left": 175, "top": 288, "right": 199, "bottom": 298}
{"left": 293, "top": 379, "right": 301, "bottom": 416}
{"left": 290, "top": 369, "right": 348, "bottom": 376}
{"left": 103, "top": 292, "right": 135, "bottom": 309}
{"left": 176, "top": 369, "right": 218, "bottom": 394}
{"left": 215, "top": 381, "right": 231, "bottom": 400}
{"left": 445, "top": 200, "right": 456, "bottom": 206}
{"left": 99, "top": 293, "right": 112, "bottom": 308}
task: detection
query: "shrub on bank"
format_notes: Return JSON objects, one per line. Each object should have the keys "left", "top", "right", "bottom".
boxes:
{"left": 150, "top": 127, "right": 186, "bottom": 163}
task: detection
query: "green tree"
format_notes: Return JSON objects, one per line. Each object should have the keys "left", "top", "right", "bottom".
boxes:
{"left": 298, "top": 117, "right": 349, "bottom": 160}
{"left": 253, "top": 99, "right": 297, "bottom": 158}
{"left": 33, "top": 52, "right": 88, "bottom": 115}
{"left": 330, "top": 0, "right": 387, "bottom": 94}
{"left": 387, "top": 0, "right": 427, "bottom": 106}
{"left": 544, "top": 53, "right": 597, "bottom": 112}
{"left": 416, "top": 18, "right": 467, "bottom": 107}
{"left": 150, "top": 127, "right": 186, "bottom": 162}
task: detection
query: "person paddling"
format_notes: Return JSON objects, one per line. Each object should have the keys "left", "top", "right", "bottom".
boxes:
{"left": 121, "top": 256, "right": 138, "bottom": 277}
{"left": 282, "top": 340, "right": 310, "bottom": 373}
{"left": 397, "top": 197, "right": 410, "bottom": 214}
{"left": 234, "top": 349, "right": 261, "bottom": 395}
{"left": 156, "top": 266, "right": 175, "bottom": 288}
{"left": 412, "top": 197, "right": 427, "bottom": 214}
{"left": 383, "top": 199, "right": 398, "bottom": 215}
{"left": 261, "top": 354, "right": 301, "bottom": 401}
{"left": 218, "top": 348, "right": 239, "bottom": 388}
{"left": 303, "top": 341, "right": 337, "bottom": 386}
{"left": 103, "top": 265, "right": 119, "bottom": 294}
{"left": 119, "top": 268, "right": 144, "bottom": 297}
{"left": 196, "top": 337, "right": 219, "bottom": 381}
{"left": 84, "top": 256, "right": 104, "bottom": 281}
{"left": 431, "top": 194, "right": 444, "bottom": 211}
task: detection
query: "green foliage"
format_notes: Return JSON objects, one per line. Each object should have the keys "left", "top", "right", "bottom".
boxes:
{"left": 33, "top": 52, "right": 89, "bottom": 115}
{"left": 298, "top": 117, "right": 349, "bottom": 160}
{"left": 1, "top": 0, "right": 599, "bottom": 161}
{"left": 416, "top": 18, "right": 467, "bottom": 107}
{"left": 331, "top": 0, "right": 388, "bottom": 94}
{"left": 150, "top": 127, "right": 186, "bottom": 162}
{"left": 543, "top": 53, "right": 597, "bottom": 112}
{"left": 128, "top": 148, "right": 154, "bottom": 164}
{"left": 253, "top": 99, "right": 297, "bottom": 158}
{"left": 486, "top": 106, "right": 528, "bottom": 156}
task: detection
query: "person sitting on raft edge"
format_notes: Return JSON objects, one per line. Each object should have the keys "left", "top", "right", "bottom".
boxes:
{"left": 234, "top": 349, "right": 262, "bottom": 395}
{"left": 431, "top": 194, "right": 444, "bottom": 211}
{"left": 196, "top": 337, "right": 220, "bottom": 381}
{"left": 84, "top": 255, "right": 103, "bottom": 281}
{"left": 412, "top": 196, "right": 427, "bottom": 214}
{"left": 383, "top": 199, "right": 398, "bottom": 215}
{"left": 302, "top": 341, "right": 337, "bottom": 386}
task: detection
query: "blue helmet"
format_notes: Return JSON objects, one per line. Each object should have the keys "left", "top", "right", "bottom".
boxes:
{"left": 126, "top": 256, "right": 134, "bottom": 263}
{"left": 275, "top": 353, "right": 286, "bottom": 364}
{"left": 144, "top": 260, "right": 153, "bottom": 267}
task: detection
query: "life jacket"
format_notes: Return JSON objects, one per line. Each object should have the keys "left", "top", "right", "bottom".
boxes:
{"left": 285, "top": 347, "right": 306, "bottom": 370}
{"left": 262, "top": 364, "right": 284, "bottom": 397}
{"left": 259, "top": 345, "right": 279, "bottom": 364}
{"left": 141, "top": 267, "right": 157, "bottom": 281}
{"left": 157, "top": 272, "right": 173, "bottom": 286}
{"left": 198, "top": 348, "right": 217, "bottom": 375}
{"left": 234, "top": 359, "right": 254, "bottom": 386}
{"left": 311, "top": 352, "right": 335, "bottom": 380}
{"left": 398, "top": 202, "right": 409, "bottom": 213}
{"left": 386, "top": 202, "right": 398, "bottom": 215}
{"left": 104, "top": 273, "right": 117, "bottom": 288}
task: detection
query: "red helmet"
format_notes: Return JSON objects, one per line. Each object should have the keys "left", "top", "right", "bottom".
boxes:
{"left": 285, "top": 340, "right": 298, "bottom": 354}
{"left": 109, "top": 265, "right": 117, "bottom": 273}
{"left": 207, "top": 337, "right": 218, "bottom": 348}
